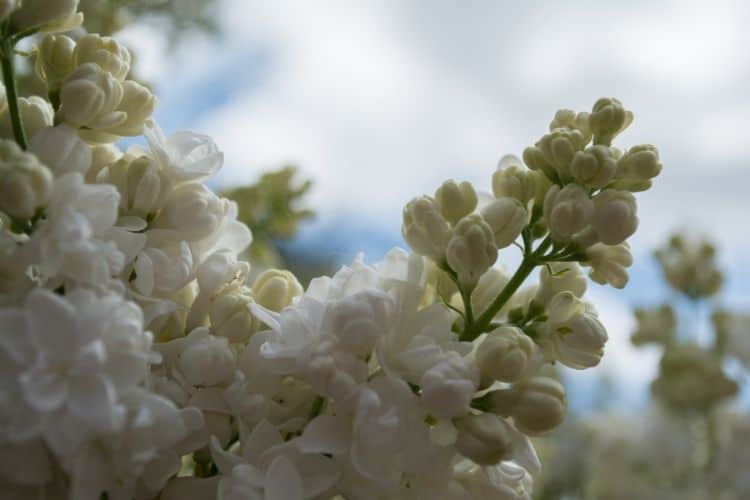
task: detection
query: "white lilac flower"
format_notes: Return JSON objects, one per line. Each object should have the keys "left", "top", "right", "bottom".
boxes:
{"left": 0, "top": 288, "right": 156, "bottom": 463}
{"left": 24, "top": 173, "right": 126, "bottom": 288}
{"left": 143, "top": 120, "right": 224, "bottom": 183}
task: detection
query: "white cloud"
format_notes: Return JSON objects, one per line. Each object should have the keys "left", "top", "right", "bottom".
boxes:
{"left": 115, "top": 0, "right": 750, "bottom": 408}
{"left": 121, "top": 0, "right": 750, "bottom": 254}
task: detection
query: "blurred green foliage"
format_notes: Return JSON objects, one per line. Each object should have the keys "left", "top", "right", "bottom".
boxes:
{"left": 222, "top": 166, "right": 322, "bottom": 275}
{"left": 79, "top": 0, "right": 218, "bottom": 39}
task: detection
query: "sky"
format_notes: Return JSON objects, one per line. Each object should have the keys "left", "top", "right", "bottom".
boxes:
{"left": 119, "top": 0, "right": 750, "bottom": 410}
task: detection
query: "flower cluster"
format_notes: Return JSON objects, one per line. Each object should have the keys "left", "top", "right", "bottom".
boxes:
{"left": 633, "top": 234, "right": 744, "bottom": 412}
{"left": 0, "top": 2, "right": 662, "bottom": 499}
{"left": 533, "top": 234, "right": 750, "bottom": 500}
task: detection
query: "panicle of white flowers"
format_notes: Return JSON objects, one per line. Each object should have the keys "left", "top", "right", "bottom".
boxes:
{"left": 630, "top": 233, "right": 743, "bottom": 415}
{"left": 534, "top": 233, "right": 750, "bottom": 500}
{"left": 0, "top": 2, "right": 664, "bottom": 497}
{"left": 654, "top": 233, "right": 723, "bottom": 299}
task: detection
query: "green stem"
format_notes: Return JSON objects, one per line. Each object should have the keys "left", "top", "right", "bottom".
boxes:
{"left": 460, "top": 236, "right": 552, "bottom": 341}
{"left": 0, "top": 36, "right": 26, "bottom": 149}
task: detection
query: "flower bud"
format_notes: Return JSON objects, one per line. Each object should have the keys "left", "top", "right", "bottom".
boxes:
{"left": 12, "top": 0, "right": 82, "bottom": 34}
{"left": 535, "top": 262, "right": 587, "bottom": 305}
{"left": 454, "top": 413, "right": 514, "bottom": 465}
{"left": 631, "top": 304, "right": 676, "bottom": 346}
{"left": 592, "top": 189, "right": 638, "bottom": 245}
{"left": 177, "top": 329, "right": 236, "bottom": 387}
{"left": 152, "top": 183, "right": 227, "bottom": 242}
{"left": 420, "top": 352, "right": 479, "bottom": 419}
{"left": 327, "top": 291, "right": 389, "bottom": 357}
{"left": 655, "top": 235, "right": 723, "bottom": 298}
{"left": 98, "top": 155, "right": 171, "bottom": 218}
{"left": 589, "top": 97, "right": 632, "bottom": 146}
{"left": 446, "top": 214, "right": 497, "bottom": 287}
{"left": 549, "top": 108, "right": 592, "bottom": 144}
{"left": 480, "top": 197, "right": 527, "bottom": 249}
{"left": 0, "top": 95, "right": 54, "bottom": 141}
{"left": 522, "top": 145, "right": 556, "bottom": 181}
{"left": 34, "top": 34, "right": 76, "bottom": 87}
{"left": 107, "top": 80, "right": 158, "bottom": 137}
{"left": 583, "top": 242, "right": 632, "bottom": 289}
{"left": 537, "top": 292, "right": 607, "bottom": 369}
{"left": 210, "top": 286, "right": 256, "bottom": 343}
{"left": 543, "top": 184, "right": 593, "bottom": 243}
{"left": 58, "top": 63, "right": 126, "bottom": 132}
{"left": 613, "top": 144, "right": 662, "bottom": 192}
{"left": 74, "top": 34, "right": 131, "bottom": 81}
{"left": 132, "top": 242, "right": 193, "bottom": 296}
{"left": 86, "top": 143, "right": 121, "bottom": 183}
{"left": 476, "top": 326, "right": 535, "bottom": 385}
{"left": 434, "top": 179, "right": 477, "bottom": 225}
{"left": 652, "top": 343, "right": 738, "bottom": 411}
{"left": 252, "top": 268, "right": 303, "bottom": 312}
{"left": 0, "top": 139, "right": 53, "bottom": 219}
{"left": 492, "top": 155, "right": 537, "bottom": 206}
{"left": 535, "top": 128, "right": 587, "bottom": 181}
{"left": 470, "top": 267, "right": 508, "bottom": 317}
{"left": 28, "top": 123, "right": 91, "bottom": 175}
{"left": 506, "top": 377, "right": 566, "bottom": 436}
{"left": 402, "top": 196, "right": 452, "bottom": 263}
{"left": 569, "top": 145, "right": 616, "bottom": 188}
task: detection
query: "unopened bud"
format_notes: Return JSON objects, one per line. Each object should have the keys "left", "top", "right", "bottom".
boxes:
{"left": 589, "top": 97, "right": 632, "bottom": 146}
{"left": 613, "top": 144, "right": 662, "bottom": 192}
{"left": 0, "top": 95, "right": 54, "bottom": 141}
{"left": 402, "top": 195, "right": 452, "bottom": 263}
{"left": 569, "top": 145, "right": 616, "bottom": 188}
{"left": 480, "top": 197, "right": 527, "bottom": 249}
{"left": 454, "top": 413, "right": 514, "bottom": 465}
{"left": 12, "top": 0, "right": 83, "bottom": 34}
{"left": 109, "top": 80, "right": 158, "bottom": 137}
{"left": 476, "top": 326, "right": 535, "bottom": 385}
{"left": 252, "top": 269, "right": 303, "bottom": 312}
{"left": 446, "top": 214, "right": 497, "bottom": 287}
{"left": 592, "top": 189, "right": 638, "bottom": 245}
{"left": 210, "top": 287, "right": 256, "bottom": 343}
{"left": 74, "top": 34, "right": 132, "bottom": 81}
{"left": 0, "top": 140, "right": 53, "bottom": 219}
{"left": 58, "top": 63, "right": 126, "bottom": 134}
{"left": 434, "top": 179, "right": 477, "bottom": 225}
{"left": 535, "top": 262, "right": 587, "bottom": 305}
{"left": 535, "top": 128, "right": 587, "bottom": 181}
{"left": 549, "top": 109, "right": 592, "bottom": 144}
{"left": 470, "top": 267, "right": 508, "bottom": 317}
{"left": 492, "top": 155, "right": 536, "bottom": 205}
{"left": 35, "top": 34, "right": 76, "bottom": 87}
{"left": 543, "top": 184, "right": 593, "bottom": 244}
{"left": 506, "top": 377, "right": 566, "bottom": 436}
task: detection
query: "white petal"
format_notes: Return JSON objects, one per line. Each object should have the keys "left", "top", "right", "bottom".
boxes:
{"left": 298, "top": 415, "right": 349, "bottom": 455}
{"left": 243, "top": 420, "right": 283, "bottom": 465}
{"left": 20, "top": 369, "right": 67, "bottom": 412}
{"left": 68, "top": 374, "right": 119, "bottom": 431}
{"left": 0, "top": 309, "right": 33, "bottom": 364}
{"left": 265, "top": 456, "right": 303, "bottom": 500}
{"left": 26, "top": 289, "right": 79, "bottom": 355}
{"left": 161, "top": 477, "right": 220, "bottom": 500}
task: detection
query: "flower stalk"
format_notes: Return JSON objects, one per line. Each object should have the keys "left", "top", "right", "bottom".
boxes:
{"left": 460, "top": 236, "right": 552, "bottom": 341}
{"left": 0, "top": 31, "right": 26, "bottom": 149}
